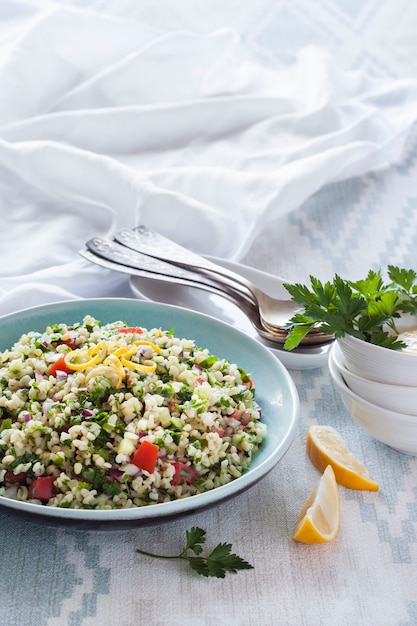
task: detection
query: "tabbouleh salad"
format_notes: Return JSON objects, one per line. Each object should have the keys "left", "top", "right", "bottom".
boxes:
{"left": 0, "top": 315, "right": 266, "bottom": 509}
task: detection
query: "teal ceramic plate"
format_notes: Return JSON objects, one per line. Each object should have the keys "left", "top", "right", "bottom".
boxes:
{"left": 0, "top": 298, "right": 299, "bottom": 529}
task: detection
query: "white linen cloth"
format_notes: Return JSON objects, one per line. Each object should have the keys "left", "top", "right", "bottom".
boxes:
{"left": 1, "top": 3, "right": 417, "bottom": 314}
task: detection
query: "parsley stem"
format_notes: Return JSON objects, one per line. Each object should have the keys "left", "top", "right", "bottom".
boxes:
{"left": 135, "top": 527, "right": 253, "bottom": 578}
{"left": 135, "top": 548, "right": 182, "bottom": 560}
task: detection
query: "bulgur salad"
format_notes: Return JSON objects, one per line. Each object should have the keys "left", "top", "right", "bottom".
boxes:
{"left": 0, "top": 315, "right": 266, "bottom": 510}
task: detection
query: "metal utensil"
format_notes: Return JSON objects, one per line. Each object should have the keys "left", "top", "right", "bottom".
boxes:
{"left": 114, "top": 226, "right": 321, "bottom": 335}
{"left": 82, "top": 238, "right": 333, "bottom": 347}
{"left": 80, "top": 248, "right": 287, "bottom": 347}
{"left": 82, "top": 240, "right": 296, "bottom": 345}
{"left": 85, "top": 237, "right": 256, "bottom": 308}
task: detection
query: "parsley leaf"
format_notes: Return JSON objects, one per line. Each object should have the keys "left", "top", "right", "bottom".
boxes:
{"left": 283, "top": 266, "right": 417, "bottom": 350}
{"left": 387, "top": 265, "right": 417, "bottom": 291}
{"left": 135, "top": 526, "right": 253, "bottom": 578}
{"left": 184, "top": 526, "right": 205, "bottom": 554}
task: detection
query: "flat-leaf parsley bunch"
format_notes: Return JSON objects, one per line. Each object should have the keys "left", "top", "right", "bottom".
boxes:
{"left": 283, "top": 266, "right": 417, "bottom": 351}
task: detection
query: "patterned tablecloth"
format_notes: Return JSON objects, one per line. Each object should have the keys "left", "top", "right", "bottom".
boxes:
{"left": 2, "top": 1, "right": 417, "bottom": 625}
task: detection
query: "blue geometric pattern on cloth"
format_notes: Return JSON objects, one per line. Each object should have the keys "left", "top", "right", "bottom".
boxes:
{"left": 0, "top": 520, "right": 73, "bottom": 626}
{"left": 400, "top": 601, "right": 417, "bottom": 626}
{"left": 0, "top": 517, "right": 113, "bottom": 626}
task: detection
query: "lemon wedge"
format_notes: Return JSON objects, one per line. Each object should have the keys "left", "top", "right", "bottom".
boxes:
{"left": 306, "top": 425, "right": 379, "bottom": 491}
{"left": 293, "top": 465, "right": 340, "bottom": 543}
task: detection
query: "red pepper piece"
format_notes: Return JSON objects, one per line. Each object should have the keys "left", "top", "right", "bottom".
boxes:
{"left": 48, "top": 356, "right": 73, "bottom": 376}
{"left": 132, "top": 440, "right": 159, "bottom": 474}
{"left": 118, "top": 327, "right": 144, "bottom": 334}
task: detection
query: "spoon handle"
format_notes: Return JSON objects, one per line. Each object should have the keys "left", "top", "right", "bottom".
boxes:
{"left": 114, "top": 226, "right": 261, "bottom": 302}
{"left": 79, "top": 247, "right": 290, "bottom": 346}
{"left": 86, "top": 236, "right": 204, "bottom": 281}
{"left": 80, "top": 247, "right": 246, "bottom": 305}
{"left": 85, "top": 237, "right": 254, "bottom": 306}
{"left": 81, "top": 240, "right": 333, "bottom": 347}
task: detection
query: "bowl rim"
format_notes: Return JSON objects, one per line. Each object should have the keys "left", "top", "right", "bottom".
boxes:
{"left": 329, "top": 347, "right": 417, "bottom": 423}
{"left": 337, "top": 333, "right": 417, "bottom": 362}
{"left": 0, "top": 297, "right": 300, "bottom": 527}
{"left": 332, "top": 343, "right": 417, "bottom": 393}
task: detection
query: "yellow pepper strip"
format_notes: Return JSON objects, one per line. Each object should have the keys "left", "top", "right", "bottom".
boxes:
{"left": 102, "top": 341, "right": 123, "bottom": 354}
{"left": 64, "top": 342, "right": 104, "bottom": 371}
{"left": 118, "top": 340, "right": 161, "bottom": 372}
{"left": 64, "top": 338, "right": 161, "bottom": 378}
{"left": 103, "top": 354, "right": 126, "bottom": 381}
{"left": 112, "top": 345, "right": 136, "bottom": 359}
{"left": 85, "top": 365, "right": 123, "bottom": 388}
{"left": 133, "top": 340, "right": 161, "bottom": 354}
{"left": 120, "top": 356, "right": 157, "bottom": 372}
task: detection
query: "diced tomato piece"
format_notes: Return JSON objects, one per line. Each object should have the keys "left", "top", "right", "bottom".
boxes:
{"left": 28, "top": 476, "right": 57, "bottom": 503}
{"left": 60, "top": 337, "right": 78, "bottom": 350}
{"left": 132, "top": 440, "right": 159, "bottom": 474}
{"left": 231, "top": 409, "right": 251, "bottom": 426}
{"left": 3, "top": 471, "right": 27, "bottom": 485}
{"left": 210, "top": 426, "right": 225, "bottom": 438}
{"left": 48, "top": 356, "right": 73, "bottom": 376}
{"left": 171, "top": 461, "right": 200, "bottom": 486}
{"left": 118, "top": 327, "right": 144, "bottom": 334}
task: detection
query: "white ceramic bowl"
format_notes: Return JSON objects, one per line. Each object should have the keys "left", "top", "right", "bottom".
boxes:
{"left": 332, "top": 344, "right": 417, "bottom": 416}
{"left": 0, "top": 298, "right": 299, "bottom": 529}
{"left": 329, "top": 347, "right": 417, "bottom": 455}
{"left": 337, "top": 334, "right": 417, "bottom": 386}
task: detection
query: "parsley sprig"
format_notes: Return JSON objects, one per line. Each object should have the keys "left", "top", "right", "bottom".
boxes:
{"left": 135, "top": 526, "right": 253, "bottom": 578}
{"left": 283, "top": 265, "right": 417, "bottom": 351}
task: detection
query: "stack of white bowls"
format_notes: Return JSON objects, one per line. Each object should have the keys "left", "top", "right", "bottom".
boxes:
{"left": 328, "top": 333, "right": 417, "bottom": 455}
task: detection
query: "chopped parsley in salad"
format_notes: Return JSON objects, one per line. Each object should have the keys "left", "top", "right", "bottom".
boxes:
{"left": 0, "top": 316, "right": 266, "bottom": 509}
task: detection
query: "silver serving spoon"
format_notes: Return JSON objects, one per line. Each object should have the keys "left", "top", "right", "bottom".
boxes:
{"left": 113, "top": 225, "right": 321, "bottom": 336}
{"left": 82, "top": 238, "right": 333, "bottom": 347}
{"left": 80, "top": 247, "right": 333, "bottom": 350}
{"left": 83, "top": 239, "right": 286, "bottom": 342}
{"left": 80, "top": 248, "right": 288, "bottom": 347}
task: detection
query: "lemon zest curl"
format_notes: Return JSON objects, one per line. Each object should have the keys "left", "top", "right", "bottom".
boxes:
{"left": 64, "top": 339, "right": 161, "bottom": 387}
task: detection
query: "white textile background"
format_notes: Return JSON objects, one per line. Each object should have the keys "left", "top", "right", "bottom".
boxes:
{"left": 1, "top": 2, "right": 417, "bottom": 313}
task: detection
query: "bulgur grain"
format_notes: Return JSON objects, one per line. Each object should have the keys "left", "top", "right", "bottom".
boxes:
{"left": 0, "top": 316, "right": 266, "bottom": 509}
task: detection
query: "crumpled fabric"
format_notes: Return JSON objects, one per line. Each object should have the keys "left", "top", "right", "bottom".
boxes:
{"left": 1, "top": 4, "right": 417, "bottom": 314}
